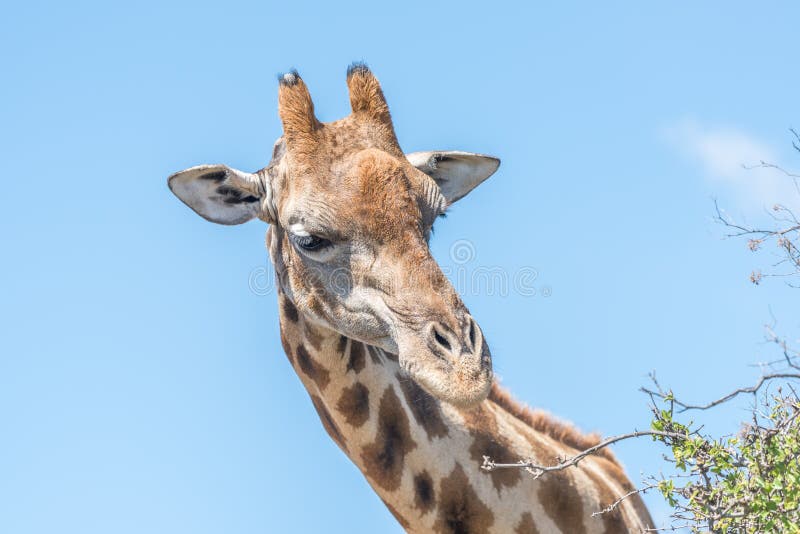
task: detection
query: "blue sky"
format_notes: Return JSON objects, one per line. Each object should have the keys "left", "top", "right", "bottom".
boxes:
{"left": 2, "top": 2, "right": 798, "bottom": 532}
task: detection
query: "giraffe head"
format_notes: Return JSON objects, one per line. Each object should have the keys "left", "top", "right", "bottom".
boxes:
{"left": 168, "top": 64, "right": 499, "bottom": 407}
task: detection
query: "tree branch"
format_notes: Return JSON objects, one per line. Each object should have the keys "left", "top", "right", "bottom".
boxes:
{"left": 592, "top": 483, "right": 659, "bottom": 517}
{"left": 641, "top": 372, "right": 800, "bottom": 413}
{"left": 481, "top": 429, "right": 691, "bottom": 478}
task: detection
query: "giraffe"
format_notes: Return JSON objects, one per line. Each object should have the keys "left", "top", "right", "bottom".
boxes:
{"left": 168, "top": 64, "right": 654, "bottom": 533}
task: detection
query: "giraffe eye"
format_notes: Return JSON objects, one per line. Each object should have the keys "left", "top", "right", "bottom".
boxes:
{"left": 290, "top": 233, "right": 331, "bottom": 252}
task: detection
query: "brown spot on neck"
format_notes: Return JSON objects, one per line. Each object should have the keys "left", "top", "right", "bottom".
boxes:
{"left": 413, "top": 470, "right": 435, "bottom": 515}
{"left": 346, "top": 340, "right": 366, "bottom": 374}
{"left": 295, "top": 344, "right": 331, "bottom": 391}
{"left": 514, "top": 512, "right": 541, "bottom": 534}
{"left": 336, "top": 382, "right": 370, "bottom": 428}
{"left": 303, "top": 321, "right": 325, "bottom": 350}
{"left": 468, "top": 429, "right": 522, "bottom": 493}
{"left": 434, "top": 463, "right": 495, "bottom": 534}
{"left": 459, "top": 401, "right": 524, "bottom": 492}
{"left": 281, "top": 296, "right": 299, "bottom": 323}
{"left": 459, "top": 401, "right": 499, "bottom": 435}
{"left": 361, "top": 385, "right": 417, "bottom": 492}
{"left": 537, "top": 470, "right": 588, "bottom": 534}
{"left": 397, "top": 375, "right": 449, "bottom": 441}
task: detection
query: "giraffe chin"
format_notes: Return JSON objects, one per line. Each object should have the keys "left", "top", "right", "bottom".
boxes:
{"left": 399, "top": 350, "right": 493, "bottom": 408}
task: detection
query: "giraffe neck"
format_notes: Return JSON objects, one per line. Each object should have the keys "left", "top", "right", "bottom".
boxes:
{"left": 275, "top": 292, "right": 652, "bottom": 533}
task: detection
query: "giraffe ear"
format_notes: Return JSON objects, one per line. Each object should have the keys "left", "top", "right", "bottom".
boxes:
{"left": 406, "top": 151, "right": 500, "bottom": 204}
{"left": 168, "top": 164, "right": 274, "bottom": 225}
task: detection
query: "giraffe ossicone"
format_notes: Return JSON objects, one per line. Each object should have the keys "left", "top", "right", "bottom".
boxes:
{"left": 168, "top": 63, "right": 653, "bottom": 533}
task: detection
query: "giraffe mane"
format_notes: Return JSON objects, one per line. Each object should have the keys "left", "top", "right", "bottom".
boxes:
{"left": 487, "top": 381, "right": 619, "bottom": 464}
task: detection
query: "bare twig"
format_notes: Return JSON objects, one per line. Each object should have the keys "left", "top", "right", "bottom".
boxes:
{"left": 481, "top": 429, "right": 691, "bottom": 478}
{"left": 592, "top": 483, "right": 659, "bottom": 517}
{"left": 641, "top": 372, "right": 800, "bottom": 412}
{"left": 742, "top": 160, "right": 800, "bottom": 179}
{"left": 717, "top": 139, "right": 800, "bottom": 286}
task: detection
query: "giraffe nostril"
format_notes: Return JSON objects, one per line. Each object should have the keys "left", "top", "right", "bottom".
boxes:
{"left": 468, "top": 318, "right": 477, "bottom": 351}
{"left": 432, "top": 327, "right": 452, "bottom": 352}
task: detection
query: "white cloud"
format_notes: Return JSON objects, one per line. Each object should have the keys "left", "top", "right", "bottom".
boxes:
{"left": 664, "top": 119, "right": 799, "bottom": 212}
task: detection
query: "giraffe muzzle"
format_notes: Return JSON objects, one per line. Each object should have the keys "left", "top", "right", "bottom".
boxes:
{"left": 396, "top": 313, "right": 492, "bottom": 407}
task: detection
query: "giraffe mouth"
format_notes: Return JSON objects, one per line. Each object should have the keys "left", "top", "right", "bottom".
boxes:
{"left": 397, "top": 337, "right": 493, "bottom": 408}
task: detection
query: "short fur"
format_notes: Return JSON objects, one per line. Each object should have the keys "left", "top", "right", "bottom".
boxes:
{"left": 488, "top": 382, "right": 617, "bottom": 463}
